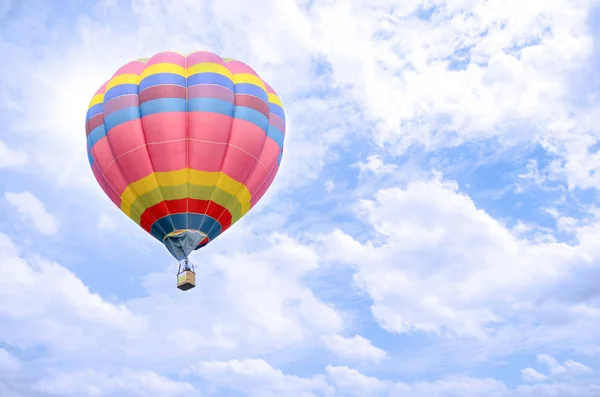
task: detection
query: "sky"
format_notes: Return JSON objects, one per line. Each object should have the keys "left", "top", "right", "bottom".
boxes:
{"left": 2, "top": 0, "right": 600, "bottom": 395}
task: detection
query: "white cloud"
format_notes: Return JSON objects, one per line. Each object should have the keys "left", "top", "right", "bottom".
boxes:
{"left": 521, "top": 367, "right": 548, "bottom": 383}
{"left": 321, "top": 334, "right": 386, "bottom": 362}
{"left": 194, "top": 359, "right": 333, "bottom": 396}
{"left": 325, "top": 365, "right": 388, "bottom": 396}
{"left": 315, "top": 170, "right": 600, "bottom": 367}
{"left": 0, "top": 230, "right": 342, "bottom": 371}
{"left": 320, "top": 176, "right": 583, "bottom": 337}
{"left": 536, "top": 354, "right": 593, "bottom": 378}
{"left": 34, "top": 369, "right": 196, "bottom": 397}
{"left": 4, "top": 191, "right": 59, "bottom": 236}
{"left": 0, "top": 140, "right": 27, "bottom": 169}
{"left": 355, "top": 155, "right": 398, "bottom": 177}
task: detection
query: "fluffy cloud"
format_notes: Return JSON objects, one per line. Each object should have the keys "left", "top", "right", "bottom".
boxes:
{"left": 4, "top": 191, "right": 59, "bottom": 236}
{"left": 34, "top": 369, "right": 196, "bottom": 397}
{"left": 316, "top": 172, "right": 600, "bottom": 370}
{"left": 321, "top": 334, "right": 387, "bottom": 362}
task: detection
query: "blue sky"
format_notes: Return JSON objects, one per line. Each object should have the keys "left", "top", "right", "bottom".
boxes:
{"left": 2, "top": 0, "right": 600, "bottom": 396}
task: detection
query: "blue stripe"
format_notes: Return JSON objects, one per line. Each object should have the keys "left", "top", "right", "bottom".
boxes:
{"left": 104, "top": 107, "right": 140, "bottom": 131}
{"left": 277, "top": 152, "right": 283, "bottom": 165}
{"left": 139, "top": 73, "right": 186, "bottom": 92}
{"left": 234, "top": 106, "right": 269, "bottom": 132}
{"left": 151, "top": 214, "right": 223, "bottom": 242}
{"left": 266, "top": 126, "right": 284, "bottom": 150}
{"left": 87, "top": 125, "right": 107, "bottom": 150}
{"left": 195, "top": 215, "right": 222, "bottom": 241}
{"left": 187, "top": 98, "right": 234, "bottom": 116}
{"left": 88, "top": 150, "right": 95, "bottom": 166}
{"left": 104, "top": 84, "right": 138, "bottom": 104}
{"left": 86, "top": 104, "right": 103, "bottom": 122}
{"left": 234, "top": 83, "right": 268, "bottom": 102}
{"left": 269, "top": 103, "right": 285, "bottom": 121}
{"left": 188, "top": 73, "right": 234, "bottom": 91}
{"left": 140, "top": 98, "right": 186, "bottom": 116}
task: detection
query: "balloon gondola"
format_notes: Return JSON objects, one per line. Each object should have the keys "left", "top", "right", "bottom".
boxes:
{"left": 85, "top": 51, "right": 285, "bottom": 291}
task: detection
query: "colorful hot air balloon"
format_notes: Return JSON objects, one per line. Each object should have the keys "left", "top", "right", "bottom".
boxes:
{"left": 85, "top": 51, "right": 285, "bottom": 290}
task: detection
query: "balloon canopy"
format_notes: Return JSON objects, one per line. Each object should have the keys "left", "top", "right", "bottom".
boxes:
{"left": 85, "top": 51, "right": 285, "bottom": 261}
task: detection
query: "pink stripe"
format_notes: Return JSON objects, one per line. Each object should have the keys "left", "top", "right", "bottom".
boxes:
{"left": 258, "top": 139, "right": 281, "bottom": 172}
{"left": 103, "top": 161, "right": 131, "bottom": 197}
{"left": 220, "top": 146, "right": 258, "bottom": 184}
{"left": 187, "top": 85, "right": 233, "bottom": 101}
{"left": 188, "top": 112, "right": 232, "bottom": 143}
{"left": 145, "top": 51, "right": 186, "bottom": 67}
{"left": 187, "top": 51, "right": 225, "bottom": 66}
{"left": 104, "top": 95, "right": 139, "bottom": 116}
{"left": 92, "top": 163, "right": 120, "bottom": 207}
{"left": 140, "top": 112, "right": 186, "bottom": 143}
{"left": 244, "top": 162, "right": 269, "bottom": 196}
{"left": 226, "top": 60, "right": 259, "bottom": 76}
{"left": 188, "top": 141, "right": 226, "bottom": 172}
{"left": 92, "top": 138, "right": 130, "bottom": 197}
{"left": 148, "top": 141, "right": 187, "bottom": 172}
{"left": 228, "top": 118, "right": 266, "bottom": 158}
{"left": 250, "top": 163, "right": 279, "bottom": 207}
{"left": 140, "top": 112, "right": 187, "bottom": 172}
{"left": 217, "top": 110, "right": 266, "bottom": 184}
{"left": 115, "top": 146, "right": 154, "bottom": 184}
{"left": 92, "top": 136, "right": 116, "bottom": 172}
{"left": 269, "top": 114, "right": 285, "bottom": 134}
{"left": 106, "top": 119, "right": 147, "bottom": 158}
{"left": 113, "top": 60, "right": 146, "bottom": 77}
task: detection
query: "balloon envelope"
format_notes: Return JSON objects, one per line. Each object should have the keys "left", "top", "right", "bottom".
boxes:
{"left": 85, "top": 51, "right": 285, "bottom": 260}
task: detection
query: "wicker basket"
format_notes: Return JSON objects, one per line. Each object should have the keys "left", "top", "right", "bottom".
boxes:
{"left": 177, "top": 270, "right": 196, "bottom": 291}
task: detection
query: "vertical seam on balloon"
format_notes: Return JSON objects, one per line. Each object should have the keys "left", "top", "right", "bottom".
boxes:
{"left": 195, "top": 56, "right": 236, "bottom": 238}
{"left": 249, "top": 159, "right": 279, "bottom": 206}
{"left": 87, "top": 82, "right": 143, "bottom": 220}
{"left": 202, "top": 68, "right": 271, "bottom": 242}
{"left": 138, "top": 59, "right": 178, "bottom": 237}
{"left": 244, "top": 107, "right": 284, "bottom": 207}
{"left": 92, "top": 144, "right": 144, "bottom": 224}
{"left": 104, "top": 91, "right": 172, "bottom": 241}
{"left": 95, "top": 75, "right": 170, "bottom": 240}
{"left": 185, "top": 54, "right": 190, "bottom": 232}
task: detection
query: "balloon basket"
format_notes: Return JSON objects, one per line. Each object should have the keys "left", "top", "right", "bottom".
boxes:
{"left": 177, "top": 261, "right": 196, "bottom": 291}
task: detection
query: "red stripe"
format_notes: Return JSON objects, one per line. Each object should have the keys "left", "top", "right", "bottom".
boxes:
{"left": 140, "top": 198, "right": 233, "bottom": 233}
{"left": 86, "top": 114, "right": 104, "bottom": 136}
{"left": 139, "top": 85, "right": 186, "bottom": 104}
{"left": 235, "top": 94, "right": 270, "bottom": 119}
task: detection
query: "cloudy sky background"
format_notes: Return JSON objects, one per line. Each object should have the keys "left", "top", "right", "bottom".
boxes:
{"left": 2, "top": 0, "right": 600, "bottom": 395}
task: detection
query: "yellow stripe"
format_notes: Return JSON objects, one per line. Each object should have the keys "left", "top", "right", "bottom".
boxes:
{"left": 232, "top": 73, "right": 266, "bottom": 91}
{"left": 223, "top": 58, "right": 236, "bottom": 62}
{"left": 136, "top": 58, "right": 149, "bottom": 63}
{"left": 187, "top": 62, "right": 233, "bottom": 80}
{"left": 141, "top": 63, "right": 187, "bottom": 79}
{"left": 119, "top": 169, "right": 251, "bottom": 217}
{"left": 106, "top": 74, "right": 141, "bottom": 91}
{"left": 268, "top": 93, "right": 283, "bottom": 107}
{"left": 88, "top": 93, "right": 105, "bottom": 109}
{"left": 125, "top": 183, "right": 246, "bottom": 225}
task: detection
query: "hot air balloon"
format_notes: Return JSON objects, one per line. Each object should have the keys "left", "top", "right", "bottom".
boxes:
{"left": 85, "top": 51, "right": 285, "bottom": 291}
